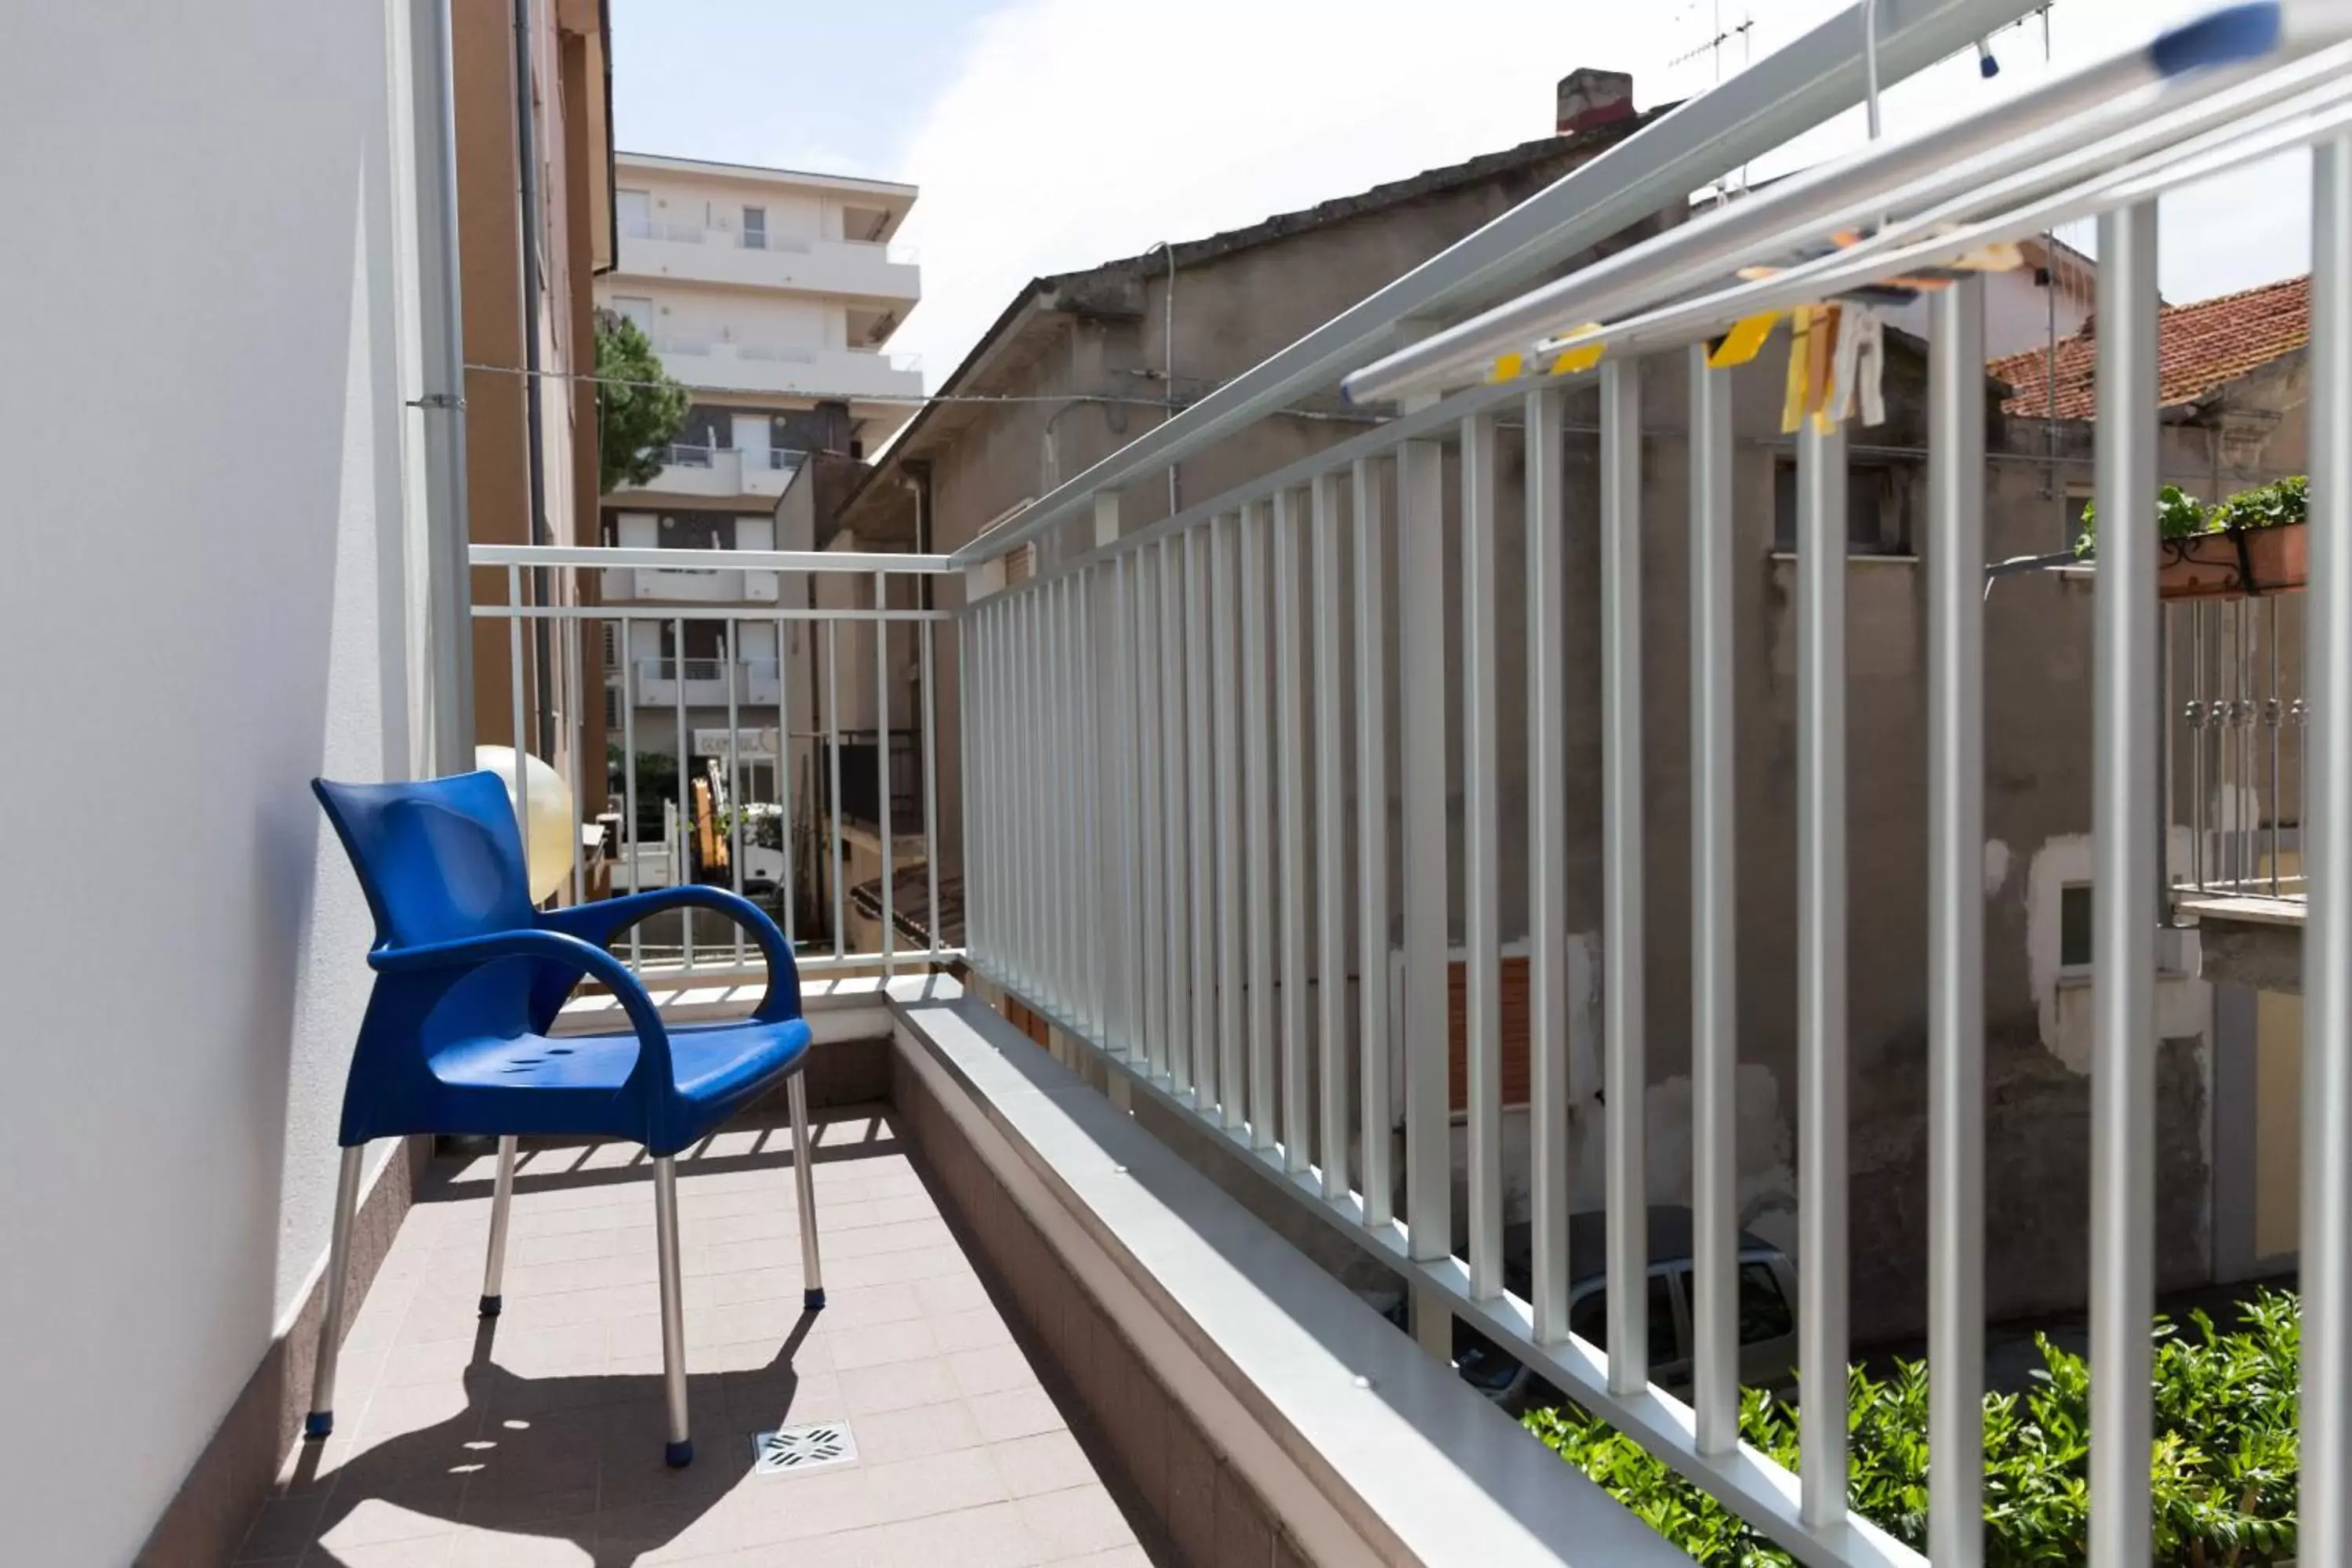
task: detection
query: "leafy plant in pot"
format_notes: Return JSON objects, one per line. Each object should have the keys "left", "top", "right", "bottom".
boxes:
{"left": 2074, "top": 475, "right": 2307, "bottom": 600}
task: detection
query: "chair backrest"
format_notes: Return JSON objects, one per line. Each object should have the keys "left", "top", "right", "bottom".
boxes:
{"left": 313, "top": 772, "right": 535, "bottom": 950}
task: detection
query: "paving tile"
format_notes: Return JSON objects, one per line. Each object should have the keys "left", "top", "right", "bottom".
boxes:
{"left": 1017, "top": 1486, "right": 1137, "bottom": 1560}
{"left": 950, "top": 1344, "right": 1034, "bottom": 1399}
{"left": 837, "top": 1356, "right": 961, "bottom": 1416}
{"left": 821, "top": 1315, "right": 940, "bottom": 1371}
{"left": 862, "top": 1446, "right": 1013, "bottom": 1524}
{"left": 867, "top": 1500, "right": 1044, "bottom": 1568}
{"left": 844, "top": 1399, "right": 985, "bottom": 1463}
{"left": 989, "top": 1431, "right": 1096, "bottom": 1500}
{"left": 235, "top": 1493, "right": 326, "bottom": 1561}
{"left": 969, "top": 1386, "right": 1069, "bottom": 1444}
{"left": 1044, "top": 1547, "right": 1153, "bottom": 1567}
{"left": 930, "top": 1304, "right": 1015, "bottom": 1353}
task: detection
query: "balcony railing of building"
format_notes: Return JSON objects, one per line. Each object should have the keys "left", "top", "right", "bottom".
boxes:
{"left": 620, "top": 214, "right": 917, "bottom": 267}
{"left": 942, "top": 5, "right": 2352, "bottom": 1565}
{"left": 661, "top": 442, "right": 800, "bottom": 472}
{"left": 474, "top": 542, "right": 958, "bottom": 983}
{"left": 2173, "top": 595, "right": 2309, "bottom": 904}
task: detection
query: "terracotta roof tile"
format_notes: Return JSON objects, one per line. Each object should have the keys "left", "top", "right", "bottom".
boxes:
{"left": 1987, "top": 274, "right": 2309, "bottom": 419}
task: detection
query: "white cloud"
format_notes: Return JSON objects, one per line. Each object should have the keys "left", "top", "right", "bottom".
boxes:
{"left": 890, "top": 0, "right": 2316, "bottom": 386}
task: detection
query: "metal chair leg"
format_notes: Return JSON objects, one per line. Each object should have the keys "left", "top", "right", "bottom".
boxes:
{"left": 652, "top": 1155, "right": 692, "bottom": 1468}
{"left": 480, "top": 1134, "right": 517, "bottom": 1317}
{"left": 789, "top": 1073, "right": 825, "bottom": 1311}
{"left": 305, "top": 1144, "right": 365, "bottom": 1440}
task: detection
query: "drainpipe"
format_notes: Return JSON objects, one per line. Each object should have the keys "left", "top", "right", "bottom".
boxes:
{"left": 416, "top": 0, "right": 475, "bottom": 773}
{"left": 513, "top": 0, "right": 555, "bottom": 763}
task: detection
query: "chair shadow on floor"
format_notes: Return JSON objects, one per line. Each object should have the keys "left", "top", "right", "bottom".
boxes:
{"left": 285, "top": 1293, "right": 822, "bottom": 1566}
{"left": 282, "top": 1112, "right": 908, "bottom": 1566}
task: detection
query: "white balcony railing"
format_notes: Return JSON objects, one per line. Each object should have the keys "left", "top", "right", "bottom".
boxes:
{"left": 646, "top": 339, "right": 920, "bottom": 400}
{"left": 475, "top": 541, "right": 957, "bottom": 981}
{"left": 943, "top": 9, "right": 2352, "bottom": 1566}
{"left": 618, "top": 222, "right": 920, "bottom": 301}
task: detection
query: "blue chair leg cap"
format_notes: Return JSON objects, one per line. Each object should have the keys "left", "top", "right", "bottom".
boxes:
{"left": 665, "top": 1439, "right": 695, "bottom": 1469}
{"left": 303, "top": 1411, "right": 334, "bottom": 1442}
{"left": 479, "top": 1294, "right": 502, "bottom": 1318}
{"left": 804, "top": 1287, "right": 826, "bottom": 1312}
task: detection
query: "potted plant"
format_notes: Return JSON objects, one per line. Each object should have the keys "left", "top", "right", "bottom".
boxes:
{"left": 2074, "top": 475, "right": 2308, "bottom": 600}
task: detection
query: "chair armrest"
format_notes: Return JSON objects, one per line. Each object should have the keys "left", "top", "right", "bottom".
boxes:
{"left": 538, "top": 887, "right": 802, "bottom": 1023}
{"left": 372, "top": 929, "right": 676, "bottom": 1098}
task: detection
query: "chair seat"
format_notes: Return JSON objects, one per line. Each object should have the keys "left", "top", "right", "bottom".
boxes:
{"left": 427, "top": 1015, "right": 813, "bottom": 1147}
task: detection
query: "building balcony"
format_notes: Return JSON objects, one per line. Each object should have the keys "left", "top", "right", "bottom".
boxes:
{"left": 617, "top": 220, "right": 921, "bottom": 303}
{"left": 627, "top": 657, "right": 783, "bottom": 709}
{"left": 600, "top": 559, "right": 782, "bottom": 605}
{"left": 652, "top": 338, "right": 923, "bottom": 401}
{"left": 615, "top": 444, "right": 803, "bottom": 503}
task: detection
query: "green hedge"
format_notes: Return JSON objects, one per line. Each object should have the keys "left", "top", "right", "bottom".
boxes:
{"left": 1526, "top": 1289, "right": 2299, "bottom": 1566}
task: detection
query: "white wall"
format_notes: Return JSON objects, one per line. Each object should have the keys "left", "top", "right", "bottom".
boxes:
{"left": 0, "top": 2, "right": 427, "bottom": 1562}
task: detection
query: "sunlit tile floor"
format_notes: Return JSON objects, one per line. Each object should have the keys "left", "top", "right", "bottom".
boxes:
{"left": 237, "top": 1104, "right": 1147, "bottom": 1567}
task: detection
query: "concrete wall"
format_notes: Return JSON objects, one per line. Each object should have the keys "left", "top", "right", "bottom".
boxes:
{"left": 0, "top": 2, "right": 431, "bottom": 1560}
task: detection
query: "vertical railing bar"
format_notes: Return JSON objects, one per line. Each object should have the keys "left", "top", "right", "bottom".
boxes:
{"left": 1277, "top": 487, "right": 1311, "bottom": 1173}
{"left": 1160, "top": 539, "right": 1192, "bottom": 1095}
{"left": 1044, "top": 576, "right": 1067, "bottom": 1011}
{"left": 2194, "top": 603, "right": 2209, "bottom": 890}
{"left": 1399, "top": 437, "right": 1450, "bottom": 1263}
{"left": 2087, "top": 197, "right": 2160, "bottom": 1568}
{"left": 1313, "top": 471, "right": 1351, "bottom": 1202}
{"left": 2301, "top": 129, "right": 2352, "bottom": 1568}
{"left": 1600, "top": 360, "right": 1648, "bottom": 1396}
{"left": 1187, "top": 528, "right": 1218, "bottom": 1108}
{"left": 566, "top": 586, "right": 586, "bottom": 908}
{"left": 777, "top": 612, "right": 795, "bottom": 956}
{"left": 726, "top": 619, "right": 746, "bottom": 970}
{"left": 1355, "top": 458, "right": 1394, "bottom": 1229}
{"left": 1461, "top": 414, "right": 1504, "bottom": 1296}
{"left": 1073, "top": 572, "right": 1095, "bottom": 1029}
{"left": 508, "top": 564, "right": 531, "bottom": 851}
{"left": 1795, "top": 408, "right": 1849, "bottom": 1522}
{"left": 1027, "top": 588, "right": 1048, "bottom": 999}
{"left": 673, "top": 615, "right": 691, "bottom": 971}
{"left": 622, "top": 616, "right": 641, "bottom": 969}
{"left": 1138, "top": 549, "right": 1167, "bottom": 1080}
{"left": 2272, "top": 596, "right": 2283, "bottom": 896}
{"left": 1928, "top": 277, "right": 1988, "bottom": 1565}
{"left": 827, "top": 619, "right": 846, "bottom": 964}
{"left": 1526, "top": 394, "right": 1569, "bottom": 1333}
{"left": 877, "top": 572, "right": 895, "bottom": 979}
{"left": 1114, "top": 555, "right": 1139, "bottom": 1055}
{"left": 1215, "top": 514, "right": 1247, "bottom": 1127}
{"left": 1245, "top": 499, "right": 1278, "bottom": 1145}
{"left": 923, "top": 615, "right": 942, "bottom": 961}
{"left": 1688, "top": 346, "right": 1739, "bottom": 1449}
{"left": 1083, "top": 568, "right": 1106, "bottom": 1034}
{"left": 958, "top": 608, "right": 975, "bottom": 971}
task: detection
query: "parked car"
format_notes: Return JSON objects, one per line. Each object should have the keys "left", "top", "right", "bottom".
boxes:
{"left": 1447, "top": 1207, "right": 1801, "bottom": 1417}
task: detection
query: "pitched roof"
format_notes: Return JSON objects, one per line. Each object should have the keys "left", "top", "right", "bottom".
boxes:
{"left": 1987, "top": 274, "right": 2309, "bottom": 419}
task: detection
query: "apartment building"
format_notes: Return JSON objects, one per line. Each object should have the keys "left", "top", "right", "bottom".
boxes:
{"left": 594, "top": 154, "right": 922, "bottom": 792}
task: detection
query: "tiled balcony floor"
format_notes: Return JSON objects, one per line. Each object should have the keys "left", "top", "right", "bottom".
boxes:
{"left": 238, "top": 1103, "right": 1147, "bottom": 1567}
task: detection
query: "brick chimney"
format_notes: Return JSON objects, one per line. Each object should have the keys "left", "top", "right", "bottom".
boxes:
{"left": 1557, "top": 68, "right": 1635, "bottom": 135}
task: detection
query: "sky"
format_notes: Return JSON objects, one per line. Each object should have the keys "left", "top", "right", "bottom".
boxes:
{"left": 611, "top": 0, "right": 2318, "bottom": 392}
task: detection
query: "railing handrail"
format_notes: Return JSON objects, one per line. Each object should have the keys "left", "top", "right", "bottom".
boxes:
{"left": 949, "top": 0, "right": 2047, "bottom": 568}
{"left": 472, "top": 543, "right": 957, "bottom": 575}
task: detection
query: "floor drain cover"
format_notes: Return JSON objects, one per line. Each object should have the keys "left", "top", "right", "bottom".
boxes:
{"left": 752, "top": 1420, "right": 858, "bottom": 1475}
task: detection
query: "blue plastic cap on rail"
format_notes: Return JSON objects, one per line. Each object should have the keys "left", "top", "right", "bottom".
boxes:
{"left": 2149, "top": 2, "right": 2281, "bottom": 75}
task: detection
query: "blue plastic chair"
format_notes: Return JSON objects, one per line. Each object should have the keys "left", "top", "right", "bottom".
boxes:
{"left": 304, "top": 771, "right": 822, "bottom": 1468}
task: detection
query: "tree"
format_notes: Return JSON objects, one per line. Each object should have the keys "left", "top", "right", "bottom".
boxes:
{"left": 595, "top": 308, "right": 690, "bottom": 493}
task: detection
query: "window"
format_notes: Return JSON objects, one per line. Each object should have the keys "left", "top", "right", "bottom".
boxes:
{"left": 1738, "top": 1263, "right": 1795, "bottom": 1345}
{"left": 659, "top": 619, "right": 728, "bottom": 673}
{"left": 603, "top": 684, "right": 619, "bottom": 730}
{"left": 611, "top": 295, "right": 655, "bottom": 335}
{"left": 617, "top": 188, "right": 651, "bottom": 237}
{"left": 742, "top": 205, "right": 767, "bottom": 250}
{"left": 1773, "top": 458, "right": 1911, "bottom": 555}
{"left": 2061, "top": 884, "right": 2094, "bottom": 970}
{"left": 1567, "top": 1274, "right": 1680, "bottom": 1364}
{"left": 657, "top": 513, "right": 733, "bottom": 551}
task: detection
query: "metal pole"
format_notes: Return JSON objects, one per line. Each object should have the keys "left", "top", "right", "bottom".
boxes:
{"left": 1600, "top": 360, "right": 1647, "bottom": 1396}
{"left": 923, "top": 618, "right": 942, "bottom": 959}
{"left": 414, "top": 0, "right": 474, "bottom": 772}
{"left": 1688, "top": 345, "right": 1740, "bottom": 1453}
{"left": 1796, "top": 410, "right": 1849, "bottom": 1527}
{"left": 673, "top": 616, "right": 690, "bottom": 969}
{"left": 727, "top": 622, "right": 744, "bottom": 968}
{"left": 876, "top": 572, "right": 895, "bottom": 977}
{"left": 2301, "top": 131, "right": 2352, "bottom": 1568}
{"left": 1188, "top": 528, "right": 1218, "bottom": 1109}
{"left": 1246, "top": 501, "right": 1279, "bottom": 1142}
{"left": 2087, "top": 198, "right": 2160, "bottom": 1568}
{"left": 1276, "top": 490, "right": 1311, "bottom": 1171}
{"left": 1215, "top": 514, "right": 1247, "bottom": 1126}
{"left": 1927, "top": 275, "right": 1987, "bottom": 1566}
{"left": 1312, "top": 471, "right": 1350, "bottom": 1201}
